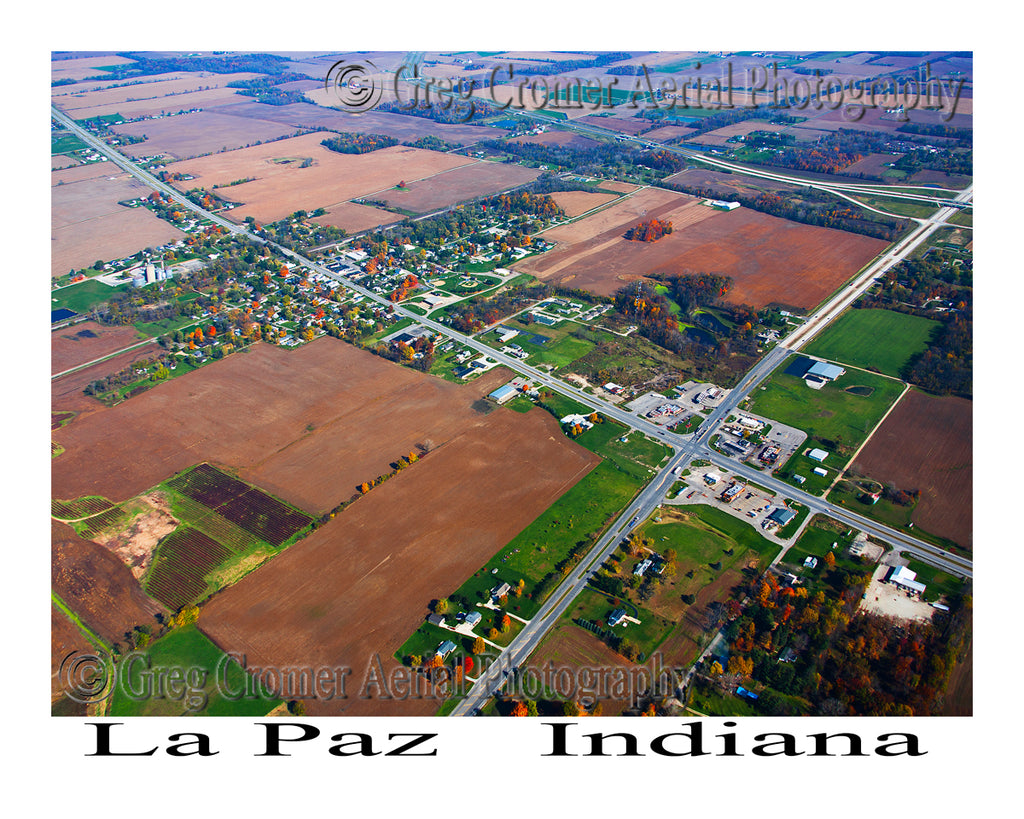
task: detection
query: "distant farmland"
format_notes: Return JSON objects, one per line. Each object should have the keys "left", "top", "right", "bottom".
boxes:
{"left": 804, "top": 308, "right": 941, "bottom": 377}
{"left": 165, "top": 134, "right": 474, "bottom": 224}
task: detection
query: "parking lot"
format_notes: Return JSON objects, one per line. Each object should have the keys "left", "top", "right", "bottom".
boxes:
{"left": 665, "top": 467, "right": 807, "bottom": 546}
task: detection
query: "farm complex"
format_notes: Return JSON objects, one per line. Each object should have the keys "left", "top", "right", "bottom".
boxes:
{"left": 50, "top": 49, "right": 973, "bottom": 725}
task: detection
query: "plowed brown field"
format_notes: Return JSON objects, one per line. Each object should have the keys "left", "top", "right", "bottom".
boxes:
{"left": 850, "top": 390, "right": 972, "bottom": 549}
{"left": 51, "top": 322, "right": 144, "bottom": 375}
{"left": 52, "top": 520, "right": 166, "bottom": 644}
{"left": 199, "top": 400, "right": 599, "bottom": 716}
{"left": 375, "top": 161, "right": 541, "bottom": 213}
{"left": 518, "top": 189, "right": 887, "bottom": 309}
{"left": 167, "top": 135, "right": 473, "bottom": 224}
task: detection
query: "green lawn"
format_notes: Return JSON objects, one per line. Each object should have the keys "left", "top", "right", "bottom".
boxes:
{"left": 52, "top": 280, "right": 130, "bottom": 314}
{"left": 646, "top": 505, "right": 780, "bottom": 568}
{"left": 776, "top": 439, "right": 838, "bottom": 497}
{"left": 107, "top": 625, "right": 282, "bottom": 717}
{"left": 804, "top": 308, "right": 941, "bottom": 377}
{"left": 567, "top": 587, "right": 675, "bottom": 659}
{"left": 748, "top": 358, "right": 905, "bottom": 458}
{"left": 134, "top": 315, "right": 205, "bottom": 339}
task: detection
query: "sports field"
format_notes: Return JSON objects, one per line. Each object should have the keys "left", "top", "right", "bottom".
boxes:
{"left": 804, "top": 308, "right": 940, "bottom": 377}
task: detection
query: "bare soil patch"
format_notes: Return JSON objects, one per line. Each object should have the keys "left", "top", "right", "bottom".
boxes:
{"left": 91, "top": 494, "right": 179, "bottom": 580}
{"left": 51, "top": 604, "right": 96, "bottom": 705}
{"left": 310, "top": 201, "right": 404, "bottom": 233}
{"left": 689, "top": 120, "right": 789, "bottom": 146}
{"left": 57, "top": 86, "right": 246, "bottom": 120}
{"left": 53, "top": 338, "right": 511, "bottom": 514}
{"left": 520, "top": 192, "right": 887, "bottom": 309}
{"left": 51, "top": 54, "right": 136, "bottom": 83}
{"left": 578, "top": 114, "right": 650, "bottom": 135}
{"left": 210, "top": 100, "right": 508, "bottom": 144}
{"left": 643, "top": 125, "right": 697, "bottom": 142}
{"left": 510, "top": 130, "right": 601, "bottom": 149}
{"left": 844, "top": 152, "right": 902, "bottom": 178}
{"left": 54, "top": 73, "right": 260, "bottom": 114}
{"left": 851, "top": 390, "right": 972, "bottom": 548}
{"left": 52, "top": 208, "right": 185, "bottom": 279}
{"left": 525, "top": 623, "right": 640, "bottom": 715}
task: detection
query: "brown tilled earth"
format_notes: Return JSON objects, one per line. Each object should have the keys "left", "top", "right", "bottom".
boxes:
{"left": 525, "top": 624, "right": 640, "bottom": 716}
{"left": 165, "top": 135, "right": 473, "bottom": 224}
{"left": 51, "top": 322, "right": 144, "bottom": 375}
{"left": 52, "top": 338, "right": 537, "bottom": 514}
{"left": 375, "top": 162, "right": 542, "bottom": 214}
{"left": 112, "top": 110, "right": 303, "bottom": 161}
{"left": 199, "top": 402, "right": 599, "bottom": 716}
{"left": 51, "top": 604, "right": 97, "bottom": 704}
{"left": 547, "top": 190, "right": 621, "bottom": 218}
{"left": 518, "top": 191, "right": 887, "bottom": 309}
{"left": 851, "top": 390, "right": 972, "bottom": 549}
{"left": 52, "top": 520, "right": 167, "bottom": 645}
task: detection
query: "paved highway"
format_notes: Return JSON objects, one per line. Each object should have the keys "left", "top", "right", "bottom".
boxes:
{"left": 53, "top": 108, "right": 973, "bottom": 716}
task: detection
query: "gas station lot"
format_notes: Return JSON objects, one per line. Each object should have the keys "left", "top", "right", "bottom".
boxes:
{"left": 711, "top": 411, "right": 806, "bottom": 472}
{"left": 666, "top": 466, "right": 807, "bottom": 546}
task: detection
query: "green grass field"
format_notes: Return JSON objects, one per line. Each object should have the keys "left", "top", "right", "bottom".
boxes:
{"left": 52, "top": 132, "right": 87, "bottom": 155}
{"left": 106, "top": 625, "right": 282, "bottom": 717}
{"left": 804, "top": 308, "right": 940, "bottom": 377}
{"left": 748, "top": 358, "right": 904, "bottom": 457}
{"left": 52, "top": 280, "right": 131, "bottom": 314}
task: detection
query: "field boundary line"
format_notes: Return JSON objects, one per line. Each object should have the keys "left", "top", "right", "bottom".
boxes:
{"left": 52, "top": 590, "right": 112, "bottom": 653}
{"left": 51, "top": 337, "right": 157, "bottom": 380}
{"left": 827, "top": 381, "right": 912, "bottom": 495}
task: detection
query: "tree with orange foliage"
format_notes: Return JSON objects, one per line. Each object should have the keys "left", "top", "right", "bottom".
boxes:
{"left": 511, "top": 701, "right": 528, "bottom": 717}
{"left": 500, "top": 613, "right": 511, "bottom": 633}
